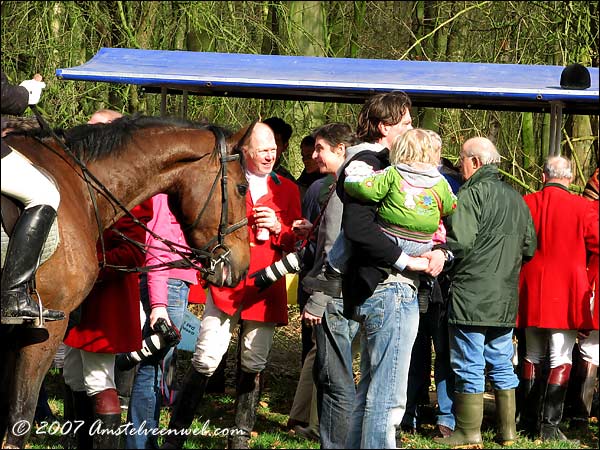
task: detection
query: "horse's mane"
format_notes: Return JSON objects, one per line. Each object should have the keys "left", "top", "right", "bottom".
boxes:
{"left": 6, "top": 115, "right": 230, "bottom": 164}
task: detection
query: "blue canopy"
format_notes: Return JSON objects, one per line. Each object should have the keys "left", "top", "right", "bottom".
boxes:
{"left": 56, "top": 48, "right": 598, "bottom": 115}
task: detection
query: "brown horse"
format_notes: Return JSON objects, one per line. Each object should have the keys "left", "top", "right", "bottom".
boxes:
{"left": 0, "top": 115, "right": 252, "bottom": 448}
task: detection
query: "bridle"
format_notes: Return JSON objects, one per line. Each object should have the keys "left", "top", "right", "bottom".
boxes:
{"left": 180, "top": 124, "right": 248, "bottom": 281}
{"left": 29, "top": 107, "right": 248, "bottom": 283}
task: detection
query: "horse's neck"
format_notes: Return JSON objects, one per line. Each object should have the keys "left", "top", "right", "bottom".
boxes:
{"left": 89, "top": 144, "right": 185, "bottom": 226}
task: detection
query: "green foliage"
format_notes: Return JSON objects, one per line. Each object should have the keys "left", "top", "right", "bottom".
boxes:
{"left": 1, "top": 1, "right": 598, "bottom": 187}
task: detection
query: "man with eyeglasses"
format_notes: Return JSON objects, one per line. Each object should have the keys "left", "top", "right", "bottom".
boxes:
{"left": 435, "top": 137, "right": 536, "bottom": 448}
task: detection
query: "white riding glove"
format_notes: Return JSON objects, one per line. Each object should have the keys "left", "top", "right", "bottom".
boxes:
{"left": 19, "top": 79, "right": 46, "bottom": 105}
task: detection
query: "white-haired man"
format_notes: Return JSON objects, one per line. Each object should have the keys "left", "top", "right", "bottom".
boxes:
{"left": 517, "top": 156, "right": 599, "bottom": 441}
{"left": 435, "top": 137, "right": 537, "bottom": 448}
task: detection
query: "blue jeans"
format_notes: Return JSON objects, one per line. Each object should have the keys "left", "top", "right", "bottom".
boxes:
{"left": 402, "top": 302, "right": 455, "bottom": 430}
{"left": 328, "top": 230, "right": 432, "bottom": 274}
{"left": 126, "top": 275, "right": 190, "bottom": 449}
{"left": 346, "top": 282, "right": 419, "bottom": 449}
{"left": 314, "top": 297, "right": 360, "bottom": 449}
{"left": 449, "top": 325, "right": 518, "bottom": 394}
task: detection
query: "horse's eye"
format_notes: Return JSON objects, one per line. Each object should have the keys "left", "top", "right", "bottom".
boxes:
{"left": 237, "top": 184, "right": 248, "bottom": 196}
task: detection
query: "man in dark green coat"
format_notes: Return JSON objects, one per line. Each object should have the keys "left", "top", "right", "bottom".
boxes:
{"left": 435, "top": 137, "right": 536, "bottom": 448}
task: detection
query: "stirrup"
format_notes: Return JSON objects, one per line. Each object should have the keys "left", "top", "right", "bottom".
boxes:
{"left": 31, "top": 288, "right": 46, "bottom": 328}
{"left": 1, "top": 289, "right": 48, "bottom": 328}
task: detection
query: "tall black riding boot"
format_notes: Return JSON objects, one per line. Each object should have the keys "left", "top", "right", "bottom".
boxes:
{"left": 540, "top": 364, "right": 572, "bottom": 441}
{"left": 72, "top": 390, "right": 94, "bottom": 449}
{"left": 568, "top": 359, "right": 598, "bottom": 429}
{"left": 91, "top": 388, "right": 121, "bottom": 449}
{"left": 517, "top": 359, "right": 543, "bottom": 438}
{"left": 1, "top": 205, "right": 64, "bottom": 324}
{"left": 228, "top": 370, "right": 261, "bottom": 449}
{"left": 161, "top": 368, "right": 209, "bottom": 449}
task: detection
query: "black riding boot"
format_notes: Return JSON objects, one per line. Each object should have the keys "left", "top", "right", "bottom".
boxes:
{"left": 540, "top": 364, "right": 572, "bottom": 441}
{"left": 568, "top": 359, "right": 598, "bottom": 429}
{"left": 228, "top": 371, "right": 261, "bottom": 449}
{"left": 517, "top": 359, "right": 543, "bottom": 438}
{"left": 72, "top": 390, "right": 94, "bottom": 449}
{"left": 1, "top": 205, "right": 64, "bottom": 324}
{"left": 92, "top": 388, "right": 121, "bottom": 449}
{"left": 161, "top": 369, "right": 209, "bottom": 449}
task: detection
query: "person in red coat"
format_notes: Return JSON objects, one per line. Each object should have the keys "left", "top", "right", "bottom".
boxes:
{"left": 564, "top": 166, "right": 599, "bottom": 430}
{"left": 62, "top": 199, "right": 152, "bottom": 448}
{"left": 517, "top": 156, "right": 599, "bottom": 441}
{"left": 163, "top": 122, "right": 303, "bottom": 449}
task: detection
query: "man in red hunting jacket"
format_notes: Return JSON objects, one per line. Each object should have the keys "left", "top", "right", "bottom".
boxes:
{"left": 517, "top": 156, "right": 599, "bottom": 441}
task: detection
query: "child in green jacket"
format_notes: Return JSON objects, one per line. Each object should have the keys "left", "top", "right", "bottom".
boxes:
{"left": 304, "top": 129, "right": 457, "bottom": 310}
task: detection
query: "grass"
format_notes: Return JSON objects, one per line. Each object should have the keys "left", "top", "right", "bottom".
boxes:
{"left": 26, "top": 306, "right": 599, "bottom": 448}
{"left": 28, "top": 374, "right": 600, "bottom": 449}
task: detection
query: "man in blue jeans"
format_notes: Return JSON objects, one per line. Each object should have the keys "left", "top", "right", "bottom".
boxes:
{"left": 311, "top": 92, "right": 449, "bottom": 449}
{"left": 126, "top": 194, "right": 198, "bottom": 449}
{"left": 435, "top": 137, "right": 536, "bottom": 448}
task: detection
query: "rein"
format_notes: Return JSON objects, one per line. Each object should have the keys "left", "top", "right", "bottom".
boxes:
{"left": 29, "top": 107, "right": 247, "bottom": 279}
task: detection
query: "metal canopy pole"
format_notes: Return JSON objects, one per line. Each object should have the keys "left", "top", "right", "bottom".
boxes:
{"left": 182, "top": 90, "right": 188, "bottom": 119}
{"left": 548, "top": 101, "right": 564, "bottom": 156}
{"left": 160, "top": 87, "right": 167, "bottom": 117}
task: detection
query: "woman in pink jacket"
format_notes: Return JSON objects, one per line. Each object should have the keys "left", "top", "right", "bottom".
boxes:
{"left": 127, "top": 193, "right": 199, "bottom": 450}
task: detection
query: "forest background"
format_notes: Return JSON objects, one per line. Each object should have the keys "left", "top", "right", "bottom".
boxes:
{"left": 1, "top": 1, "right": 598, "bottom": 191}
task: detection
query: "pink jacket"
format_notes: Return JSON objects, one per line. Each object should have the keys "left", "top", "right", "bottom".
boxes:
{"left": 145, "top": 194, "right": 198, "bottom": 309}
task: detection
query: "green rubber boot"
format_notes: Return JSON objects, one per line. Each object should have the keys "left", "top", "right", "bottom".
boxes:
{"left": 495, "top": 389, "right": 517, "bottom": 446}
{"left": 434, "top": 392, "right": 483, "bottom": 448}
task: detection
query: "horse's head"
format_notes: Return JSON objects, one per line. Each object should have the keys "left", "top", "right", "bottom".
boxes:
{"left": 171, "top": 124, "right": 251, "bottom": 288}
{"left": 19, "top": 115, "right": 253, "bottom": 288}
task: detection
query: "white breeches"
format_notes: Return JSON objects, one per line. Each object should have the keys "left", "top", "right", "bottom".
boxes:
{"left": 191, "top": 291, "right": 276, "bottom": 375}
{"left": 525, "top": 327, "right": 577, "bottom": 367}
{"left": 1, "top": 150, "right": 60, "bottom": 210}
{"left": 63, "top": 345, "right": 116, "bottom": 396}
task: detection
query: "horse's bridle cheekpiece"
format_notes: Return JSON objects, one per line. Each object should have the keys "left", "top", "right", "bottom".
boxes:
{"left": 182, "top": 124, "right": 248, "bottom": 284}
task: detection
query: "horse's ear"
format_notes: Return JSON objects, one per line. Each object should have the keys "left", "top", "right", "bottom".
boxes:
{"left": 227, "top": 120, "right": 259, "bottom": 155}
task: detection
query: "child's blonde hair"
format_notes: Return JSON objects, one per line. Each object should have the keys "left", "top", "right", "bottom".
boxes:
{"left": 390, "top": 128, "right": 442, "bottom": 166}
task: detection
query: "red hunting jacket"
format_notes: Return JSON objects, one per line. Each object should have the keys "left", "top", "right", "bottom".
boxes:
{"left": 64, "top": 200, "right": 153, "bottom": 352}
{"left": 518, "top": 184, "right": 599, "bottom": 330}
{"left": 210, "top": 173, "right": 301, "bottom": 325}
